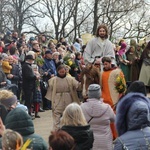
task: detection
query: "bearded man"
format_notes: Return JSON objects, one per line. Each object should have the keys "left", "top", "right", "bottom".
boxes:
{"left": 83, "top": 24, "right": 116, "bottom": 67}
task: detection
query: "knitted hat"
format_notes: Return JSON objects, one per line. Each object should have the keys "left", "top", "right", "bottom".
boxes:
{"left": 1, "top": 53, "right": 8, "bottom": 60}
{"left": 88, "top": 84, "right": 101, "bottom": 99}
{"left": 1, "top": 95, "right": 17, "bottom": 109}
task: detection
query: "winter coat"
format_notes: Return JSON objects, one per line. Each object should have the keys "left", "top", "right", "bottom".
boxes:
{"left": 61, "top": 125, "right": 94, "bottom": 150}
{"left": 0, "top": 66, "right": 7, "bottom": 86}
{"left": 42, "top": 58, "right": 57, "bottom": 77}
{"left": 2, "top": 60, "right": 12, "bottom": 74}
{"left": 22, "top": 62, "right": 36, "bottom": 90}
{"left": 2, "top": 107, "right": 48, "bottom": 150}
{"left": 114, "top": 93, "right": 150, "bottom": 150}
{"left": 81, "top": 98, "right": 115, "bottom": 150}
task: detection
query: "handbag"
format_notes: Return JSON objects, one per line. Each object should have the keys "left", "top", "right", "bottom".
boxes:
{"left": 42, "top": 81, "right": 48, "bottom": 90}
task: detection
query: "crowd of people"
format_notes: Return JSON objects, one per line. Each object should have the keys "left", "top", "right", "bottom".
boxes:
{"left": 0, "top": 24, "right": 149, "bottom": 149}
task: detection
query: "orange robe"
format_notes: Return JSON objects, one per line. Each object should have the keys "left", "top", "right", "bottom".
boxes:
{"left": 101, "top": 68, "right": 126, "bottom": 139}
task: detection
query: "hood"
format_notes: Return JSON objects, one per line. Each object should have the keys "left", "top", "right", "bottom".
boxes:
{"left": 61, "top": 125, "right": 93, "bottom": 149}
{"left": 81, "top": 98, "right": 109, "bottom": 117}
{"left": 116, "top": 93, "right": 150, "bottom": 136}
{"left": 4, "top": 107, "right": 34, "bottom": 136}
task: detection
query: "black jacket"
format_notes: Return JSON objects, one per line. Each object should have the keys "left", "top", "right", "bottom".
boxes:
{"left": 62, "top": 125, "right": 94, "bottom": 150}
{"left": 22, "top": 62, "right": 36, "bottom": 90}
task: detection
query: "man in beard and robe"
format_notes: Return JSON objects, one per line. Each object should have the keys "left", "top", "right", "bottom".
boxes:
{"left": 83, "top": 24, "right": 116, "bottom": 70}
{"left": 45, "top": 65, "right": 81, "bottom": 130}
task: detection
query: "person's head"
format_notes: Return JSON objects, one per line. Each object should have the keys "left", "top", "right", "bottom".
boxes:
{"left": 25, "top": 54, "right": 35, "bottom": 64}
{"left": 2, "top": 129, "right": 23, "bottom": 150}
{"left": 31, "top": 64, "right": 38, "bottom": 72}
{"left": 32, "top": 43, "right": 41, "bottom": 52}
{"left": 52, "top": 52, "right": 60, "bottom": 60}
{"left": 12, "top": 32, "right": 18, "bottom": 38}
{"left": 59, "top": 37, "right": 65, "bottom": 43}
{"left": 9, "top": 46, "right": 18, "bottom": 55}
{"left": 128, "top": 46, "right": 135, "bottom": 53}
{"left": 29, "top": 37, "right": 35, "bottom": 43}
{"left": 5, "top": 107, "right": 35, "bottom": 135}
{"left": 65, "top": 65, "right": 70, "bottom": 74}
{"left": 102, "top": 57, "right": 112, "bottom": 71}
{"left": 61, "top": 103, "right": 87, "bottom": 126}
{"left": 45, "top": 50, "right": 53, "bottom": 59}
{"left": 70, "top": 53, "right": 75, "bottom": 60}
{"left": 8, "top": 55, "right": 15, "bottom": 65}
{"left": 57, "top": 65, "right": 66, "bottom": 78}
{"left": 88, "top": 84, "right": 101, "bottom": 99}
{"left": 49, "top": 130, "right": 75, "bottom": 150}
{"left": 116, "top": 93, "right": 150, "bottom": 136}
{"left": 41, "top": 34, "right": 46, "bottom": 42}
{"left": 75, "top": 52, "right": 81, "bottom": 60}
{"left": 96, "top": 24, "right": 108, "bottom": 39}
{"left": 0, "top": 90, "right": 18, "bottom": 110}
{"left": 126, "top": 80, "right": 147, "bottom": 96}
{"left": 1, "top": 53, "right": 8, "bottom": 61}
{"left": 26, "top": 51, "right": 35, "bottom": 59}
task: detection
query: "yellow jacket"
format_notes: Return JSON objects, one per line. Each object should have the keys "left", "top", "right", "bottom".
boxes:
{"left": 2, "top": 60, "right": 12, "bottom": 74}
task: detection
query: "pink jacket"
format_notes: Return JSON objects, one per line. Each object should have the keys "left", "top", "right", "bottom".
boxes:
{"left": 81, "top": 98, "right": 115, "bottom": 150}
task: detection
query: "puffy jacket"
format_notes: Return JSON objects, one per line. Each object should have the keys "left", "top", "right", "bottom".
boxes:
{"left": 62, "top": 125, "right": 94, "bottom": 150}
{"left": 3, "top": 107, "right": 48, "bottom": 150}
{"left": 114, "top": 93, "right": 150, "bottom": 150}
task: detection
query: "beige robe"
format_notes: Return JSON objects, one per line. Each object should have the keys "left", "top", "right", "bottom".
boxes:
{"left": 45, "top": 76, "right": 81, "bottom": 130}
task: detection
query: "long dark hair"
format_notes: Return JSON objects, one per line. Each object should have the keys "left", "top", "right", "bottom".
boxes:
{"left": 95, "top": 24, "right": 108, "bottom": 38}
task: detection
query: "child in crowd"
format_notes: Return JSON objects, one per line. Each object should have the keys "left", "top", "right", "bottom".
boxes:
{"left": 1, "top": 53, "right": 12, "bottom": 75}
{"left": 2, "top": 129, "right": 23, "bottom": 150}
{"left": 31, "top": 64, "right": 42, "bottom": 118}
{"left": 49, "top": 130, "right": 75, "bottom": 150}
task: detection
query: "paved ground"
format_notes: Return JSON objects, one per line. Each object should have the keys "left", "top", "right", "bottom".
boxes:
{"left": 32, "top": 93, "right": 150, "bottom": 145}
{"left": 33, "top": 110, "right": 53, "bottom": 144}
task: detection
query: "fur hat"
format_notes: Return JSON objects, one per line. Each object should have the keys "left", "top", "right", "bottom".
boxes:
{"left": 126, "top": 80, "right": 147, "bottom": 96}
{"left": 88, "top": 84, "right": 101, "bottom": 99}
{"left": 1, "top": 95, "right": 17, "bottom": 109}
{"left": 116, "top": 93, "right": 150, "bottom": 136}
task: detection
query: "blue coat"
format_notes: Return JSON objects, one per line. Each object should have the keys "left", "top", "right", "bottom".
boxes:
{"left": 42, "top": 58, "right": 57, "bottom": 77}
{"left": 114, "top": 93, "right": 150, "bottom": 150}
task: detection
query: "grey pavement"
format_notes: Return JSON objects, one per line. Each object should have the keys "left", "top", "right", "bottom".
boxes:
{"left": 32, "top": 93, "right": 150, "bottom": 144}
{"left": 33, "top": 110, "right": 53, "bottom": 143}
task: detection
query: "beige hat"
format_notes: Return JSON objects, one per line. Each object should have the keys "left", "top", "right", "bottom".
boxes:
{"left": 52, "top": 52, "right": 60, "bottom": 57}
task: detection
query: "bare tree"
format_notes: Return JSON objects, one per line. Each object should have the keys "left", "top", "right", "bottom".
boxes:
{"left": 0, "top": 0, "right": 12, "bottom": 33}
{"left": 38, "top": 0, "right": 92, "bottom": 40}
{"left": 5, "top": 0, "right": 41, "bottom": 35}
